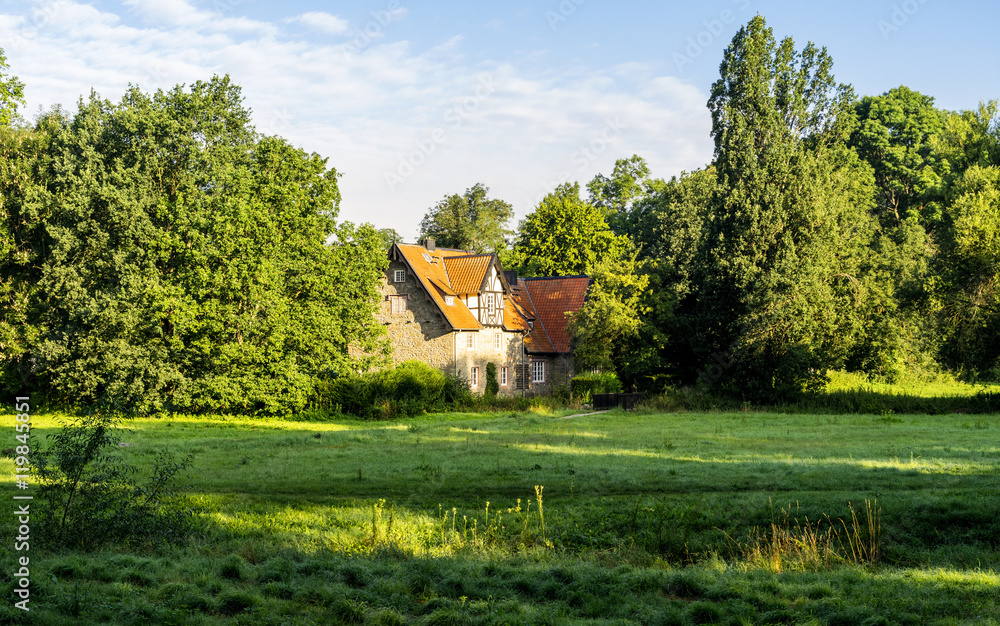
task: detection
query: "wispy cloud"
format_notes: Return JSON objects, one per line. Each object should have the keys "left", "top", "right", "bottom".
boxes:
{"left": 286, "top": 11, "right": 350, "bottom": 36}
{"left": 0, "top": 1, "right": 712, "bottom": 239}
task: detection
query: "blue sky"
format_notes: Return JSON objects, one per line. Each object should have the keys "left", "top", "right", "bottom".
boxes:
{"left": 1, "top": 0, "right": 997, "bottom": 240}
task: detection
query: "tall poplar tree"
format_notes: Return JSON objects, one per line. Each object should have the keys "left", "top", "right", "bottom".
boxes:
{"left": 695, "top": 16, "right": 876, "bottom": 401}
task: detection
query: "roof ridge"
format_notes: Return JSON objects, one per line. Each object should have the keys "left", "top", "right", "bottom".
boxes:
{"left": 521, "top": 275, "right": 590, "bottom": 281}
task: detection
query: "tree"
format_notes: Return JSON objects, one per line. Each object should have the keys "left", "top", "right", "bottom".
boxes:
{"left": 695, "top": 16, "right": 876, "bottom": 401}
{"left": 619, "top": 167, "right": 717, "bottom": 389}
{"left": 849, "top": 86, "right": 947, "bottom": 228}
{"left": 567, "top": 255, "right": 648, "bottom": 374}
{"left": 2, "top": 76, "right": 389, "bottom": 413}
{"left": 936, "top": 164, "right": 1000, "bottom": 377}
{"left": 511, "top": 182, "right": 630, "bottom": 277}
{"left": 419, "top": 183, "right": 513, "bottom": 253}
{"left": 587, "top": 155, "right": 664, "bottom": 238}
{"left": 0, "top": 46, "right": 25, "bottom": 127}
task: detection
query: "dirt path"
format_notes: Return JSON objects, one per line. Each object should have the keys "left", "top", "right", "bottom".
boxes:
{"left": 557, "top": 410, "right": 610, "bottom": 419}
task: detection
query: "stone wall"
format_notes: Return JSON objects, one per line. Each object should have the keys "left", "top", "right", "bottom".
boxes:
{"left": 524, "top": 353, "right": 575, "bottom": 396}
{"left": 377, "top": 259, "right": 453, "bottom": 370}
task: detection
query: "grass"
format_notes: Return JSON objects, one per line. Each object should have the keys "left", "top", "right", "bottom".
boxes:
{"left": 2, "top": 405, "right": 999, "bottom": 623}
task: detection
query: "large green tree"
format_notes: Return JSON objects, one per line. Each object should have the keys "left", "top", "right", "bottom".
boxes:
{"left": 511, "top": 182, "right": 630, "bottom": 277}
{"left": 936, "top": 164, "right": 1000, "bottom": 376}
{"left": 418, "top": 183, "right": 512, "bottom": 253}
{"left": 850, "top": 86, "right": 947, "bottom": 228}
{"left": 2, "top": 76, "right": 388, "bottom": 413}
{"left": 0, "top": 46, "right": 25, "bottom": 127}
{"left": 587, "top": 154, "right": 664, "bottom": 238}
{"left": 695, "top": 16, "right": 877, "bottom": 401}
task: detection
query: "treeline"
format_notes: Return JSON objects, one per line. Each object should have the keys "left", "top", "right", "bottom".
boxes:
{"left": 424, "top": 17, "right": 1000, "bottom": 401}
{"left": 0, "top": 72, "right": 390, "bottom": 413}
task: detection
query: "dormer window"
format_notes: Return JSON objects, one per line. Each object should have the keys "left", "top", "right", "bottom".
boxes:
{"left": 445, "top": 296, "right": 454, "bottom": 306}
{"left": 528, "top": 321, "right": 534, "bottom": 330}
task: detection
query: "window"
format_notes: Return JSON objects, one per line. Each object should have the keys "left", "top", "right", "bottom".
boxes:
{"left": 528, "top": 321, "right": 534, "bottom": 330}
{"left": 445, "top": 296, "right": 454, "bottom": 306}
{"left": 531, "top": 360, "right": 545, "bottom": 384}
{"left": 393, "top": 269, "right": 406, "bottom": 283}
{"left": 466, "top": 333, "right": 475, "bottom": 350}
{"left": 494, "top": 333, "right": 502, "bottom": 350}
{"left": 488, "top": 294, "right": 496, "bottom": 316}
{"left": 390, "top": 295, "right": 408, "bottom": 314}
{"left": 501, "top": 366, "right": 508, "bottom": 386}
{"left": 471, "top": 367, "right": 479, "bottom": 387}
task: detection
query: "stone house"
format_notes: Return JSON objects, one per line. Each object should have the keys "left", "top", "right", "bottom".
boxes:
{"left": 377, "top": 240, "right": 589, "bottom": 395}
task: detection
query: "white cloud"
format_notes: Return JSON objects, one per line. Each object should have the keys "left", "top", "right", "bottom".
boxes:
{"left": 286, "top": 11, "right": 350, "bottom": 36}
{"left": 0, "top": 1, "right": 713, "bottom": 241}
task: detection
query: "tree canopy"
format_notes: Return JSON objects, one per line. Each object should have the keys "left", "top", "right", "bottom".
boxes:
{"left": 1, "top": 76, "right": 388, "bottom": 413}
{"left": 419, "top": 183, "right": 513, "bottom": 253}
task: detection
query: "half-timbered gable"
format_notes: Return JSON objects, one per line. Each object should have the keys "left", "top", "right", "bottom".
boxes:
{"left": 377, "top": 240, "right": 586, "bottom": 396}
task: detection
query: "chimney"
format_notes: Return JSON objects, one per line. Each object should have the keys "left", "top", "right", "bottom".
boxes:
{"left": 425, "top": 237, "right": 436, "bottom": 251}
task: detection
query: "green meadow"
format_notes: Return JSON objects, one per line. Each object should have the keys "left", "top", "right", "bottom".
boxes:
{"left": 2, "top": 403, "right": 999, "bottom": 624}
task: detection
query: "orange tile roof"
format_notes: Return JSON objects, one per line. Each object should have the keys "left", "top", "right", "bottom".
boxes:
{"left": 521, "top": 276, "right": 590, "bottom": 354}
{"left": 503, "top": 285, "right": 533, "bottom": 332}
{"left": 394, "top": 244, "right": 482, "bottom": 330}
{"left": 443, "top": 255, "right": 493, "bottom": 294}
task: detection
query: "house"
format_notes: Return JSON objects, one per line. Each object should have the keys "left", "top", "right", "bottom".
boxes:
{"left": 377, "top": 240, "right": 589, "bottom": 395}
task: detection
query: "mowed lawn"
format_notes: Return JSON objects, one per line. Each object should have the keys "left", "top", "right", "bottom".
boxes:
{"left": 2, "top": 407, "right": 999, "bottom": 624}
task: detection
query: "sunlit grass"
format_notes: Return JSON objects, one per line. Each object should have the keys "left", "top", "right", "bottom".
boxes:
{"left": 2, "top": 404, "right": 999, "bottom": 622}
{"left": 826, "top": 368, "right": 1000, "bottom": 397}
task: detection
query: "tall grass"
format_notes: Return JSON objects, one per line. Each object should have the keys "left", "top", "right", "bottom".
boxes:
{"left": 725, "top": 500, "right": 882, "bottom": 572}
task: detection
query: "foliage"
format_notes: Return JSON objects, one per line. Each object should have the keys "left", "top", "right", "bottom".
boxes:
{"left": 850, "top": 86, "right": 947, "bottom": 228}
{"left": 510, "top": 182, "right": 630, "bottom": 277}
{"left": 586, "top": 154, "right": 664, "bottom": 238}
{"left": 568, "top": 255, "right": 647, "bottom": 374}
{"left": 569, "top": 371, "right": 622, "bottom": 400}
{"left": 0, "top": 46, "right": 25, "bottom": 128}
{"left": 695, "top": 16, "right": 875, "bottom": 402}
{"left": 323, "top": 360, "right": 448, "bottom": 419}
{"left": 419, "top": 183, "right": 513, "bottom": 253}
{"left": 485, "top": 362, "right": 499, "bottom": 398}
{"left": 0, "top": 76, "right": 388, "bottom": 413}
{"left": 29, "top": 406, "right": 193, "bottom": 550}
{"left": 936, "top": 164, "right": 1000, "bottom": 376}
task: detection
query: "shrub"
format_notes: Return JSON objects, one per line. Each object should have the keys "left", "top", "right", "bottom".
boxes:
{"left": 570, "top": 371, "right": 623, "bottom": 401}
{"left": 30, "top": 406, "right": 194, "bottom": 550}
{"left": 324, "top": 361, "right": 448, "bottom": 419}
{"left": 485, "top": 362, "right": 500, "bottom": 398}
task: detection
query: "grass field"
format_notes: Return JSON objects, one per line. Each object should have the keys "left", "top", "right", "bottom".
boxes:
{"left": 2, "top": 405, "right": 999, "bottom": 624}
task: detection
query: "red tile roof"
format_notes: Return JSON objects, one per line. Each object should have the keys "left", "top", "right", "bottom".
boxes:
{"left": 521, "top": 276, "right": 590, "bottom": 354}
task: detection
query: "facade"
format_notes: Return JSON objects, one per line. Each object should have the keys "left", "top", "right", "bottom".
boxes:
{"left": 376, "top": 240, "right": 589, "bottom": 395}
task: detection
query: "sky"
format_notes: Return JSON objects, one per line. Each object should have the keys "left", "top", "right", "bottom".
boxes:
{"left": 1, "top": 0, "right": 997, "bottom": 241}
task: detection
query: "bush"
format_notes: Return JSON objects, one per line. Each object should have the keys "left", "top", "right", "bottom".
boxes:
{"left": 30, "top": 406, "right": 194, "bottom": 550}
{"left": 570, "top": 372, "right": 623, "bottom": 401}
{"left": 324, "top": 361, "right": 448, "bottom": 419}
{"left": 485, "top": 362, "right": 500, "bottom": 398}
